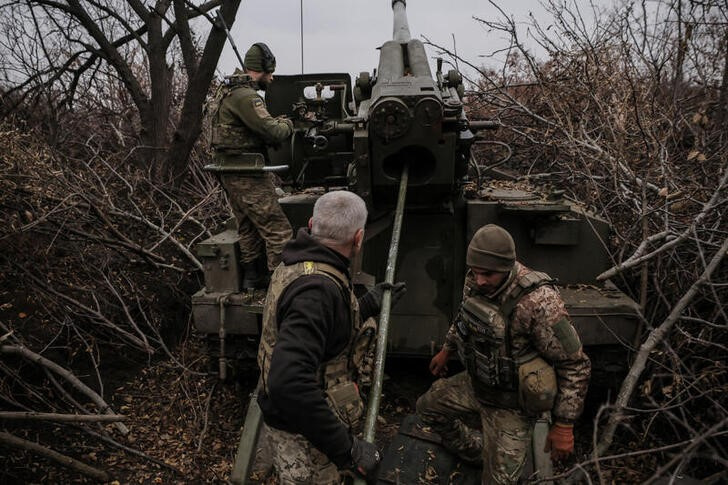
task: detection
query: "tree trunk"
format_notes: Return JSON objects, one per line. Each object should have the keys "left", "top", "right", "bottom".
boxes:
{"left": 718, "top": 31, "right": 728, "bottom": 125}
{"left": 148, "top": 5, "right": 173, "bottom": 179}
{"left": 165, "top": 0, "right": 242, "bottom": 184}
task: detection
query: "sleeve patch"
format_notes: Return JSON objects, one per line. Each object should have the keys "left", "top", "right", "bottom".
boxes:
{"left": 552, "top": 318, "right": 581, "bottom": 354}
{"left": 250, "top": 98, "right": 267, "bottom": 114}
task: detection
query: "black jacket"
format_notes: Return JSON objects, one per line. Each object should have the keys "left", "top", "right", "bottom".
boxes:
{"left": 257, "top": 228, "right": 377, "bottom": 466}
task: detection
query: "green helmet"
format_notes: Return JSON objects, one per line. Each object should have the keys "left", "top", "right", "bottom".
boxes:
{"left": 466, "top": 224, "right": 516, "bottom": 272}
{"left": 244, "top": 42, "right": 276, "bottom": 73}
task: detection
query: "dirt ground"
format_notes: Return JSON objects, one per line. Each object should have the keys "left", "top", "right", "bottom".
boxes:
{"left": 0, "top": 336, "right": 434, "bottom": 484}
{"left": 2, "top": 325, "right": 617, "bottom": 485}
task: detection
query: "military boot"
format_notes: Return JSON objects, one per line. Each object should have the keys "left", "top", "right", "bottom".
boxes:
{"left": 242, "top": 257, "right": 270, "bottom": 290}
{"left": 256, "top": 256, "right": 272, "bottom": 288}
{"left": 242, "top": 260, "right": 263, "bottom": 290}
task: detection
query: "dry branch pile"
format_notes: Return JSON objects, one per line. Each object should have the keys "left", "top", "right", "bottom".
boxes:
{"left": 430, "top": 0, "right": 727, "bottom": 481}
{"left": 0, "top": 112, "right": 238, "bottom": 481}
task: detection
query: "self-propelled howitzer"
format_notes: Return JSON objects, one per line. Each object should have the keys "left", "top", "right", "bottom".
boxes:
{"left": 194, "top": 1, "right": 641, "bottom": 483}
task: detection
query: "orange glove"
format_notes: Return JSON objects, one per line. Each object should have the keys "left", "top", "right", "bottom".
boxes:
{"left": 544, "top": 422, "right": 574, "bottom": 462}
{"left": 429, "top": 349, "right": 451, "bottom": 377}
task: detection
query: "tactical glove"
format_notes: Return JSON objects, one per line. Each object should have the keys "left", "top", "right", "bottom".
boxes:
{"left": 544, "top": 422, "right": 574, "bottom": 462}
{"left": 365, "top": 281, "right": 407, "bottom": 314}
{"left": 350, "top": 436, "right": 381, "bottom": 482}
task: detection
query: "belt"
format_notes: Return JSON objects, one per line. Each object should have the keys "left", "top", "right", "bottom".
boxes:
{"left": 476, "top": 390, "right": 520, "bottom": 409}
{"left": 470, "top": 376, "right": 521, "bottom": 409}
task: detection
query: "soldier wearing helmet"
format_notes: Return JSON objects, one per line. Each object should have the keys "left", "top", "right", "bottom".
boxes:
{"left": 209, "top": 43, "right": 294, "bottom": 288}
{"left": 416, "top": 224, "right": 591, "bottom": 484}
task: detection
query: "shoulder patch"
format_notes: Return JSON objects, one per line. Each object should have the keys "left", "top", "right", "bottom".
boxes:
{"left": 303, "top": 261, "right": 315, "bottom": 275}
{"left": 518, "top": 271, "right": 552, "bottom": 289}
{"left": 552, "top": 318, "right": 581, "bottom": 355}
{"left": 252, "top": 98, "right": 270, "bottom": 118}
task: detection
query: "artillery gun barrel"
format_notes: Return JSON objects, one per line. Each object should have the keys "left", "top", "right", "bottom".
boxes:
{"left": 392, "top": 0, "right": 410, "bottom": 42}
{"left": 378, "top": 0, "right": 431, "bottom": 81}
{"left": 354, "top": 164, "right": 409, "bottom": 485}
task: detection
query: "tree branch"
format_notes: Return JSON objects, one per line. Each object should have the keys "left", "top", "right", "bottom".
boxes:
{"left": 0, "top": 431, "right": 110, "bottom": 482}
{"left": 596, "top": 235, "right": 728, "bottom": 455}
{"left": 61, "top": 0, "right": 149, "bottom": 117}
{"left": 0, "top": 412, "right": 126, "bottom": 422}
{"left": 597, "top": 167, "right": 728, "bottom": 280}
{"left": 1, "top": 345, "right": 130, "bottom": 435}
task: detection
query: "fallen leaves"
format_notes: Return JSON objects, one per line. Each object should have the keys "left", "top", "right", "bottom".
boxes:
{"left": 686, "top": 150, "right": 706, "bottom": 162}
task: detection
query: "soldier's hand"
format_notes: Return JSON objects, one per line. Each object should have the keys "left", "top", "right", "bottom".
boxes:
{"left": 388, "top": 281, "right": 406, "bottom": 308}
{"left": 544, "top": 422, "right": 574, "bottom": 462}
{"left": 429, "top": 349, "right": 451, "bottom": 377}
{"left": 350, "top": 436, "right": 381, "bottom": 483}
{"left": 277, "top": 116, "right": 294, "bottom": 129}
{"left": 366, "top": 281, "right": 407, "bottom": 313}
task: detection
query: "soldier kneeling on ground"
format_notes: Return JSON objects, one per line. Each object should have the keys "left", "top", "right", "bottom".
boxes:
{"left": 417, "top": 224, "right": 591, "bottom": 484}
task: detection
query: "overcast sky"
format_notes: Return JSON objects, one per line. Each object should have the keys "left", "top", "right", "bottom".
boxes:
{"left": 216, "top": 0, "right": 611, "bottom": 86}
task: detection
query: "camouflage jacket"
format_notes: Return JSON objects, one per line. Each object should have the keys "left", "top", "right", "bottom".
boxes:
{"left": 444, "top": 262, "right": 591, "bottom": 423}
{"left": 210, "top": 74, "right": 293, "bottom": 156}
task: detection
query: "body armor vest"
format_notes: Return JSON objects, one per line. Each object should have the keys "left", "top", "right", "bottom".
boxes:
{"left": 258, "top": 260, "right": 373, "bottom": 428}
{"left": 458, "top": 270, "right": 555, "bottom": 409}
{"left": 209, "top": 77, "right": 266, "bottom": 155}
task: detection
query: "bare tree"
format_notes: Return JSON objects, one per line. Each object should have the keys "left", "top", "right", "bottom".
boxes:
{"left": 0, "top": 0, "right": 241, "bottom": 182}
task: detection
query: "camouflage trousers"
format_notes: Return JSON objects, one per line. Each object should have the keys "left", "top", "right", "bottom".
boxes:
{"left": 220, "top": 174, "right": 292, "bottom": 270}
{"left": 416, "top": 371, "right": 533, "bottom": 485}
{"left": 249, "top": 424, "right": 273, "bottom": 482}
{"left": 265, "top": 424, "right": 341, "bottom": 485}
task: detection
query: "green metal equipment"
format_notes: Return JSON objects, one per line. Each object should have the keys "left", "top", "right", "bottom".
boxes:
{"left": 192, "top": 1, "right": 641, "bottom": 483}
{"left": 354, "top": 165, "right": 409, "bottom": 485}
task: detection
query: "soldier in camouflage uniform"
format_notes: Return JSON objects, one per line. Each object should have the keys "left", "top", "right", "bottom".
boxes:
{"left": 210, "top": 43, "right": 293, "bottom": 288}
{"left": 416, "top": 224, "right": 591, "bottom": 484}
{"left": 256, "top": 191, "right": 406, "bottom": 484}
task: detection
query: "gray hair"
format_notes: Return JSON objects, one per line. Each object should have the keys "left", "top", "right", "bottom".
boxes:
{"left": 311, "top": 191, "right": 367, "bottom": 245}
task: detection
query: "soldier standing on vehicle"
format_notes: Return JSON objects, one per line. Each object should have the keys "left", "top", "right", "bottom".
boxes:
{"left": 416, "top": 224, "right": 591, "bottom": 484}
{"left": 256, "top": 190, "right": 406, "bottom": 484}
{"left": 210, "top": 42, "right": 293, "bottom": 289}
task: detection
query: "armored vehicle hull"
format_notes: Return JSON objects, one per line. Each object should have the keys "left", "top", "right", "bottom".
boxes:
{"left": 193, "top": 179, "right": 640, "bottom": 373}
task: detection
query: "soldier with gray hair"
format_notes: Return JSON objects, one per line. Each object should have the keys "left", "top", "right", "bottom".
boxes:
{"left": 310, "top": 189, "right": 368, "bottom": 248}
{"left": 256, "top": 190, "right": 406, "bottom": 484}
{"left": 417, "top": 224, "right": 591, "bottom": 484}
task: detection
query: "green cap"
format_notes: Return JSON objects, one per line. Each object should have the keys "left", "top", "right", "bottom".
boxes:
{"left": 466, "top": 224, "right": 516, "bottom": 272}
{"left": 244, "top": 43, "right": 276, "bottom": 73}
